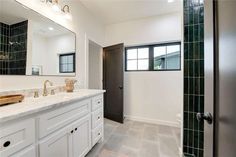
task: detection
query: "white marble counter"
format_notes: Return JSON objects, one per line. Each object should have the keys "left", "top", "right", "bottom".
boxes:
{"left": 0, "top": 89, "right": 105, "bottom": 123}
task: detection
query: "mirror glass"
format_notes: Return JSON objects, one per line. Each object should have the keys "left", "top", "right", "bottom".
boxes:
{"left": 0, "top": 1, "right": 76, "bottom": 76}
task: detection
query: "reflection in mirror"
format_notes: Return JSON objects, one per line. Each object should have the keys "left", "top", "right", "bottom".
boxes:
{"left": 0, "top": 0, "right": 76, "bottom": 76}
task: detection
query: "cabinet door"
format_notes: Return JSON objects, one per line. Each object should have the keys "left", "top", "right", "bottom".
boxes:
{"left": 11, "top": 146, "right": 36, "bottom": 157}
{"left": 39, "top": 125, "right": 72, "bottom": 157}
{"left": 72, "top": 115, "right": 91, "bottom": 157}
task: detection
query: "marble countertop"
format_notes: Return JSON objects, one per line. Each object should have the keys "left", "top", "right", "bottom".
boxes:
{"left": 0, "top": 89, "right": 105, "bottom": 123}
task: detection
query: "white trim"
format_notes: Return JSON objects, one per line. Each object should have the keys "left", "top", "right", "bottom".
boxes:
{"left": 124, "top": 115, "right": 180, "bottom": 128}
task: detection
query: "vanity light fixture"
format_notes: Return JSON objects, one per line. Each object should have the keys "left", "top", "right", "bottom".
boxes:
{"left": 168, "top": 0, "right": 175, "bottom": 3}
{"left": 50, "top": 0, "right": 61, "bottom": 12}
{"left": 41, "top": 0, "right": 72, "bottom": 20}
{"left": 62, "top": 5, "right": 72, "bottom": 20}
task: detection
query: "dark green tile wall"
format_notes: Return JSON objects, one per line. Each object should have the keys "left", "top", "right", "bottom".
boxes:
{"left": 183, "top": 0, "right": 204, "bottom": 157}
{"left": 0, "top": 21, "right": 27, "bottom": 75}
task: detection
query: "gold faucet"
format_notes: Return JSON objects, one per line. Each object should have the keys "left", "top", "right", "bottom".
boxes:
{"left": 43, "top": 80, "right": 53, "bottom": 96}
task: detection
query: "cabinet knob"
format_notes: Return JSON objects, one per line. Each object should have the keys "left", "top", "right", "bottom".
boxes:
{"left": 71, "top": 130, "right": 74, "bottom": 134}
{"left": 3, "top": 141, "right": 11, "bottom": 147}
{"left": 98, "top": 133, "right": 101, "bottom": 136}
{"left": 98, "top": 101, "right": 101, "bottom": 104}
{"left": 98, "top": 116, "right": 100, "bottom": 120}
{"left": 75, "top": 128, "right": 77, "bottom": 131}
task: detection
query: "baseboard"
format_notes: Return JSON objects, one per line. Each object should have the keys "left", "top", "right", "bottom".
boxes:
{"left": 124, "top": 115, "right": 180, "bottom": 128}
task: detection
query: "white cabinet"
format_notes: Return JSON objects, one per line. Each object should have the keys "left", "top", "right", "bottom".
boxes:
{"left": 40, "top": 115, "right": 91, "bottom": 157}
{"left": 0, "top": 119, "right": 35, "bottom": 157}
{"left": 39, "top": 99, "right": 90, "bottom": 138}
{"left": 72, "top": 115, "right": 91, "bottom": 157}
{"left": 11, "top": 146, "right": 36, "bottom": 157}
{"left": 39, "top": 125, "right": 73, "bottom": 157}
{"left": 0, "top": 93, "right": 104, "bottom": 157}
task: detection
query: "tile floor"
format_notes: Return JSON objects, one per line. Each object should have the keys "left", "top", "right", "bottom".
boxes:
{"left": 86, "top": 119, "right": 181, "bottom": 157}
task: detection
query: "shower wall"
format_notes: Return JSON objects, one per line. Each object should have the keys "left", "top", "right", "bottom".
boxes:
{"left": 0, "top": 20, "right": 28, "bottom": 75}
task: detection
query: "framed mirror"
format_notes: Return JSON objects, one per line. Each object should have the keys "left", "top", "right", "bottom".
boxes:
{"left": 0, "top": 0, "right": 76, "bottom": 76}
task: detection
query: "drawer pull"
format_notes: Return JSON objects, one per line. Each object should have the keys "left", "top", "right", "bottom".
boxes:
{"left": 3, "top": 141, "right": 11, "bottom": 147}
{"left": 75, "top": 128, "right": 78, "bottom": 131}
{"left": 71, "top": 130, "right": 74, "bottom": 134}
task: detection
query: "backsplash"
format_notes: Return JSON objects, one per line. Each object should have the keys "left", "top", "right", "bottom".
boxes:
{"left": 0, "top": 85, "right": 66, "bottom": 98}
{"left": 183, "top": 0, "right": 204, "bottom": 157}
{"left": 0, "top": 21, "right": 28, "bottom": 75}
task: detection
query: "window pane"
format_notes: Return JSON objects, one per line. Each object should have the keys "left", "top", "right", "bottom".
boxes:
{"left": 154, "top": 58, "right": 166, "bottom": 70}
{"left": 154, "top": 46, "right": 166, "bottom": 70}
{"left": 61, "top": 64, "right": 67, "bottom": 72}
{"left": 154, "top": 46, "right": 166, "bottom": 57}
{"left": 138, "top": 48, "right": 149, "bottom": 59}
{"left": 138, "top": 59, "right": 149, "bottom": 70}
{"left": 127, "top": 60, "right": 137, "bottom": 70}
{"left": 167, "top": 45, "right": 180, "bottom": 54}
{"left": 127, "top": 49, "right": 137, "bottom": 59}
{"left": 61, "top": 56, "right": 67, "bottom": 63}
{"left": 59, "top": 53, "right": 75, "bottom": 73}
{"left": 166, "top": 45, "right": 180, "bottom": 69}
{"left": 67, "top": 64, "right": 73, "bottom": 72}
{"left": 67, "top": 55, "right": 73, "bottom": 64}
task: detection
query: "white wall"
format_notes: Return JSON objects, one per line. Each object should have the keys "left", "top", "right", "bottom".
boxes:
{"left": 31, "top": 33, "right": 75, "bottom": 75}
{"left": 105, "top": 13, "right": 183, "bottom": 126}
{"left": 0, "top": 0, "right": 105, "bottom": 91}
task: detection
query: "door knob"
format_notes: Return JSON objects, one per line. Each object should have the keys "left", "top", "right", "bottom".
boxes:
{"left": 196, "top": 112, "right": 213, "bottom": 124}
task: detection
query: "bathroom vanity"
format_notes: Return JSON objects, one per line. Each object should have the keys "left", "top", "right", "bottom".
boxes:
{"left": 0, "top": 89, "right": 105, "bottom": 157}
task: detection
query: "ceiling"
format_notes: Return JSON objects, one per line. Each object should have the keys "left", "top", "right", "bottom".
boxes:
{"left": 80, "top": 0, "right": 182, "bottom": 24}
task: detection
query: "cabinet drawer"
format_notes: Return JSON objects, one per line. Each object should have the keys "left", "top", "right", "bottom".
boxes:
{"left": 92, "top": 108, "right": 103, "bottom": 129}
{"left": 92, "top": 124, "right": 103, "bottom": 147}
{"left": 39, "top": 99, "right": 90, "bottom": 138}
{"left": 0, "top": 119, "right": 35, "bottom": 157}
{"left": 92, "top": 95, "right": 103, "bottom": 111}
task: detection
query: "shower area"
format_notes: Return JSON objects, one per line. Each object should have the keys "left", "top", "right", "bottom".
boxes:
{"left": 0, "top": 20, "right": 27, "bottom": 75}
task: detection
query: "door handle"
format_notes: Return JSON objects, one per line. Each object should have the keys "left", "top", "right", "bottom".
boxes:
{"left": 119, "top": 86, "right": 123, "bottom": 90}
{"left": 196, "top": 112, "right": 213, "bottom": 124}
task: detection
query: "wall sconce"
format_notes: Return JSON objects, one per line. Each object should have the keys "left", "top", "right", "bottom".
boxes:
{"left": 40, "top": 0, "right": 72, "bottom": 20}
{"left": 62, "top": 5, "right": 72, "bottom": 20}
{"left": 42, "top": 0, "right": 60, "bottom": 12}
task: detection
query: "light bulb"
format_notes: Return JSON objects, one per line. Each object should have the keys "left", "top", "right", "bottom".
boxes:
{"left": 52, "top": 3, "right": 60, "bottom": 12}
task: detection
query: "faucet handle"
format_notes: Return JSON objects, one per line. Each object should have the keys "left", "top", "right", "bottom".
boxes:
{"left": 51, "top": 89, "right": 55, "bottom": 95}
{"left": 34, "top": 91, "right": 39, "bottom": 98}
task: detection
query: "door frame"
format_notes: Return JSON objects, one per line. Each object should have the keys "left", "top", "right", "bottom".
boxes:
{"left": 85, "top": 34, "right": 104, "bottom": 89}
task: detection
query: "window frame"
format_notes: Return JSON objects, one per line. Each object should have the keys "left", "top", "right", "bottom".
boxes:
{"left": 59, "top": 53, "right": 76, "bottom": 73}
{"left": 125, "top": 42, "right": 181, "bottom": 72}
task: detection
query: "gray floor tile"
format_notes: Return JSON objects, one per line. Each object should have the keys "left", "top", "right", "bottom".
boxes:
{"left": 86, "top": 119, "right": 180, "bottom": 157}
{"left": 139, "top": 140, "right": 159, "bottom": 157}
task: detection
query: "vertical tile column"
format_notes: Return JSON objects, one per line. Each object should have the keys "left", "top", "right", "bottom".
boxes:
{"left": 0, "top": 22, "right": 10, "bottom": 74}
{"left": 9, "top": 21, "right": 28, "bottom": 75}
{"left": 183, "top": 0, "right": 204, "bottom": 157}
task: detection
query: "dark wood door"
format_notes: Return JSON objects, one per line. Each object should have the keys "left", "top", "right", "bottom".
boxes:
{"left": 103, "top": 43, "right": 124, "bottom": 123}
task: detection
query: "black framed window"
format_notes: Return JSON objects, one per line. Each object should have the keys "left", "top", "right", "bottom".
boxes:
{"left": 59, "top": 53, "right": 75, "bottom": 73}
{"left": 125, "top": 42, "right": 181, "bottom": 71}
